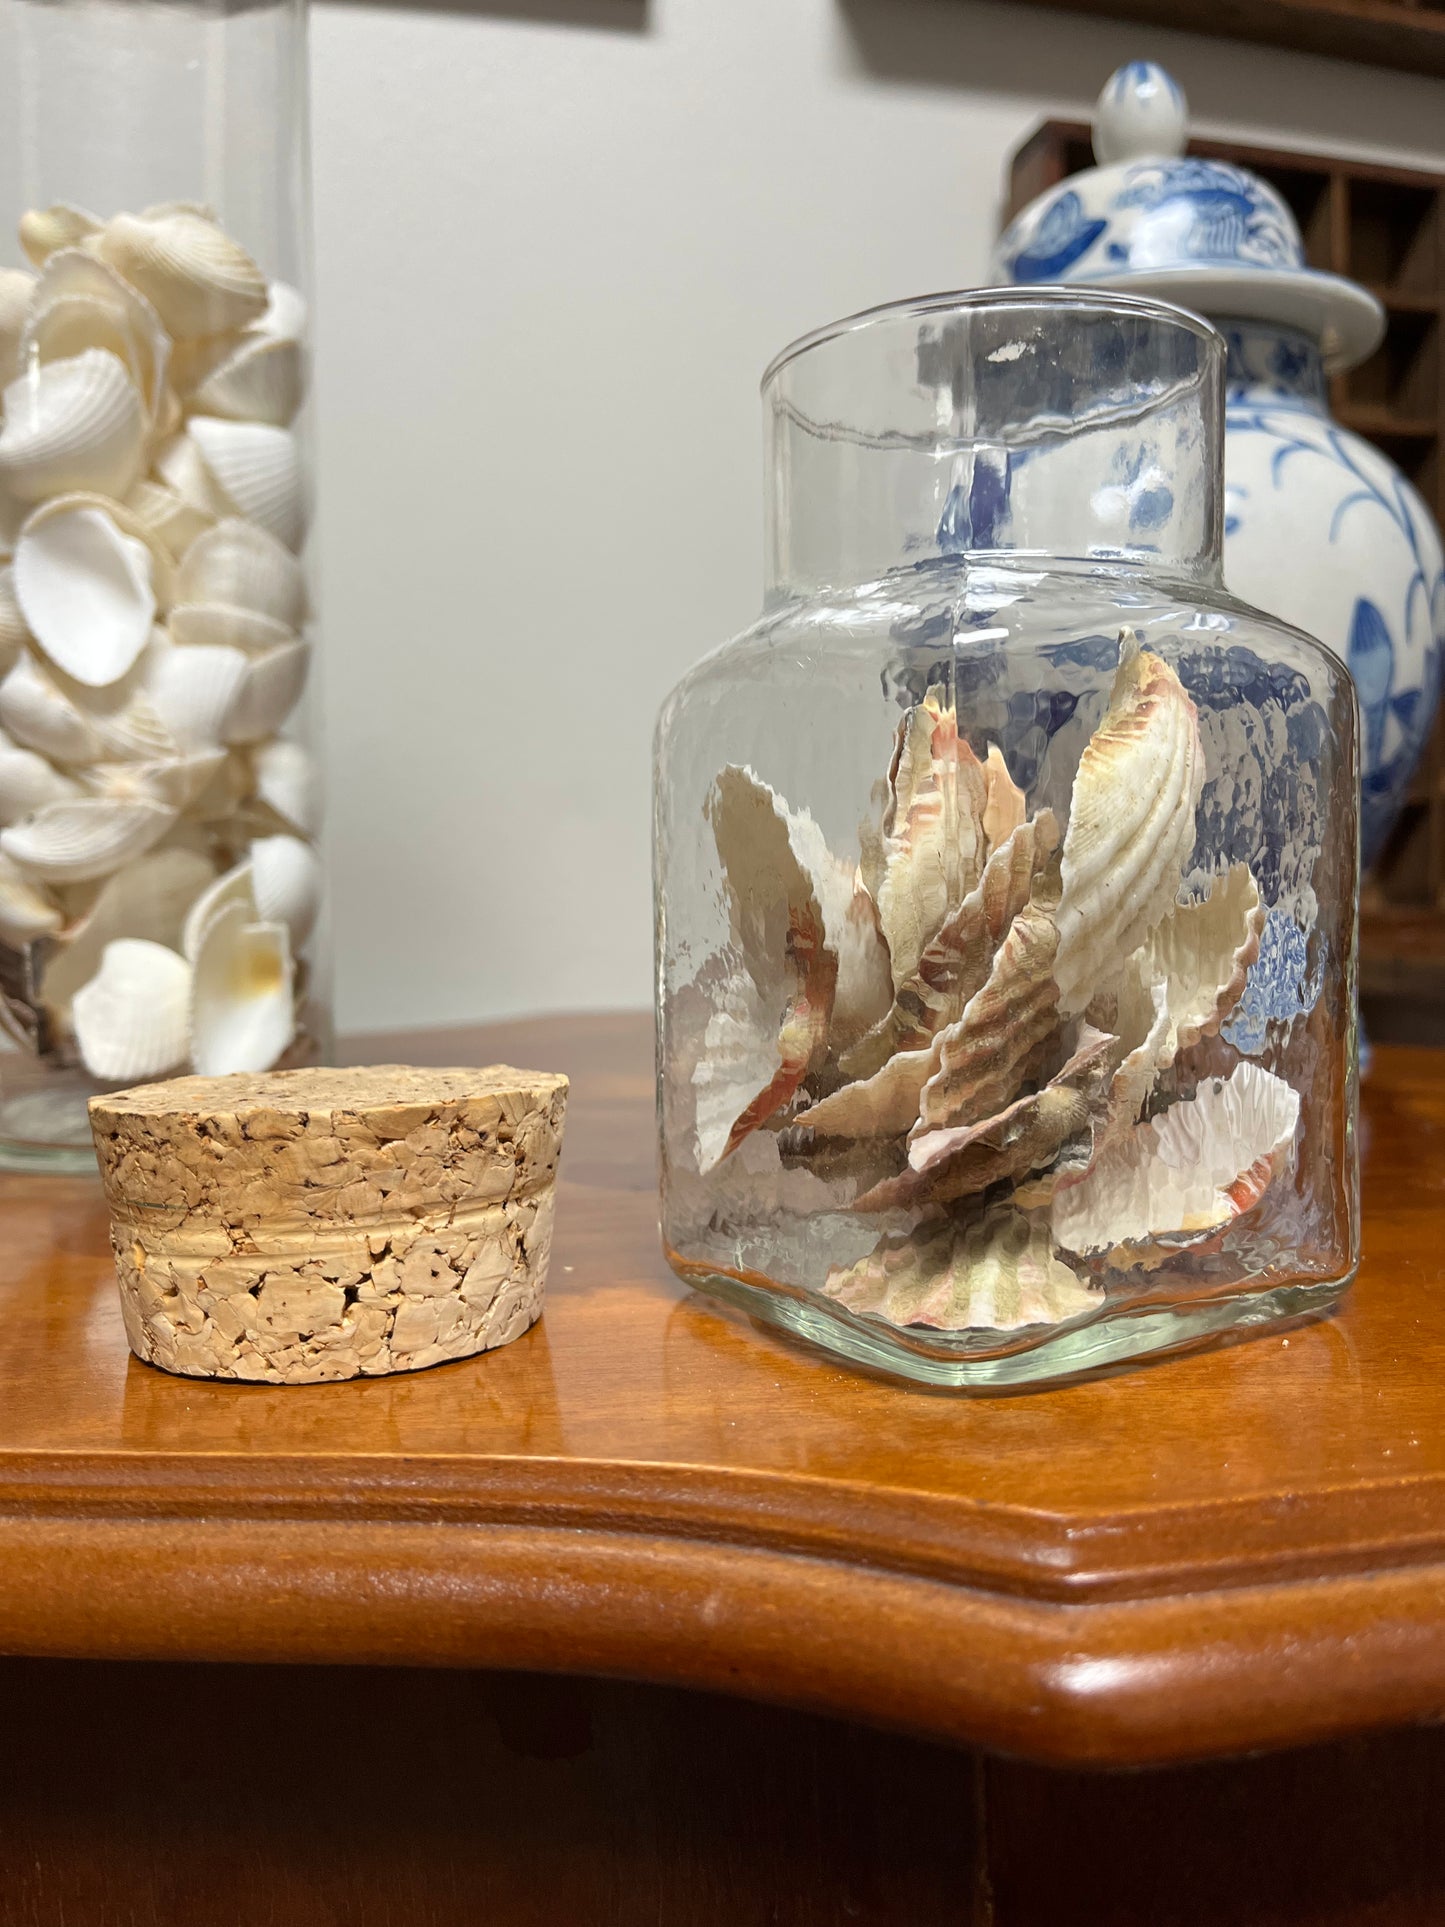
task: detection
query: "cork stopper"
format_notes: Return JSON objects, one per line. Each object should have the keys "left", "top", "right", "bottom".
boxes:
{"left": 89, "top": 1064, "right": 568, "bottom": 1384}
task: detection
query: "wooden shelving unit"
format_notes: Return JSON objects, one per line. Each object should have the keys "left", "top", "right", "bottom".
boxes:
{"left": 1007, "top": 126, "right": 1445, "bottom": 1025}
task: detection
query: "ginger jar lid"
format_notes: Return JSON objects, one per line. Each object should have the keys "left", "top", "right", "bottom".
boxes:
{"left": 992, "top": 61, "right": 1384, "bottom": 374}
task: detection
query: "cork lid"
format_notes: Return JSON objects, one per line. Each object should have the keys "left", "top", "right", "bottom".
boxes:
{"left": 90, "top": 1064, "right": 568, "bottom": 1120}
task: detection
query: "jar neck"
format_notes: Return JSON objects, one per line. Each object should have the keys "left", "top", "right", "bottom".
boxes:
{"left": 763, "top": 291, "right": 1226, "bottom": 604}
{"left": 1221, "top": 320, "right": 1328, "bottom": 414}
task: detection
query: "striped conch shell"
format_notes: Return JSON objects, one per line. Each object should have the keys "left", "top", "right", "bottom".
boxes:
{"left": 1053, "top": 630, "right": 1204, "bottom": 1016}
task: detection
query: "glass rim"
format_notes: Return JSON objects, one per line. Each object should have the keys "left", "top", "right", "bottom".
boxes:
{"left": 760, "top": 285, "right": 1224, "bottom": 393}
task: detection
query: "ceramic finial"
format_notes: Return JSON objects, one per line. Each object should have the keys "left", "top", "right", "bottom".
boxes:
{"left": 1092, "top": 61, "right": 1187, "bottom": 165}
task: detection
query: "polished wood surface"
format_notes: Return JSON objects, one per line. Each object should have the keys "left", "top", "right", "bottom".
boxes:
{"left": 2, "top": 1014, "right": 1445, "bottom": 1767}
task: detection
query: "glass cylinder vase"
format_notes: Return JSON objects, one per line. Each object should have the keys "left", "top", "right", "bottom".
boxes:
{"left": 654, "top": 288, "right": 1359, "bottom": 1390}
{"left": 0, "top": 0, "right": 326, "bottom": 1170}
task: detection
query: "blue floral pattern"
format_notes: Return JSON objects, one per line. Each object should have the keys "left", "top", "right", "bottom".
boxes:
{"left": 1004, "top": 190, "right": 1108, "bottom": 282}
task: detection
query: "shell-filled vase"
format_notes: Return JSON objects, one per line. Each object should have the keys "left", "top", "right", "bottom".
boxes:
{"left": 995, "top": 60, "right": 1444, "bottom": 870}
{"left": 0, "top": 0, "right": 326, "bottom": 1169}
{"left": 654, "top": 289, "right": 1359, "bottom": 1391}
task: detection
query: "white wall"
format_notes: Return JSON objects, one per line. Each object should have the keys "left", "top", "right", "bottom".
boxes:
{"left": 309, "top": 0, "right": 1445, "bottom": 1034}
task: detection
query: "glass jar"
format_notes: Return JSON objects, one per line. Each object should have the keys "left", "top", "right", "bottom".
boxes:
{"left": 654, "top": 288, "right": 1359, "bottom": 1390}
{"left": 0, "top": 0, "right": 326, "bottom": 1171}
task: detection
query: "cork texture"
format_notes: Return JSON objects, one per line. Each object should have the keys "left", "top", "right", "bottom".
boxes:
{"left": 89, "top": 1065, "right": 568, "bottom": 1384}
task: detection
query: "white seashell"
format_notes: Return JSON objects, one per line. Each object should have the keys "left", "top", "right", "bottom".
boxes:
{"left": 124, "top": 478, "right": 214, "bottom": 560}
{"left": 20, "top": 204, "right": 102, "bottom": 269}
{"left": 191, "top": 334, "right": 303, "bottom": 427}
{"left": 0, "top": 651, "right": 104, "bottom": 763}
{"left": 13, "top": 497, "right": 160, "bottom": 687}
{"left": 143, "top": 640, "right": 248, "bottom": 749}
{"left": 0, "top": 849, "right": 62, "bottom": 945}
{"left": 186, "top": 745, "right": 251, "bottom": 820}
{"left": 1052, "top": 1061, "right": 1301, "bottom": 1265}
{"left": 175, "top": 516, "right": 306, "bottom": 626}
{"left": 78, "top": 642, "right": 180, "bottom": 763}
{"left": 190, "top": 898, "right": 294, "bottom": 1075}
{"left": 0, "top": 565, "right": 30, "bottom": 676}
{"left": 97, "top": 210, "right": 268, "bottom": 339}
{"left": 43, "top": 845, "right": 213, "bottom": 1020}
{"left": 1053, "top": 632, "right": 1204, "bottom": 1015}
{"left": 254, "top": 281, "right": 306, "bottom": 344}
{"left": 0, "top": 794, "right": 174, "bottom": 882}
{"left": 168, "top": 601, "right": 294, "bottom": 655}
{"left": 19, "top": 248, "right": 171, "bottom": 419}
{"left": 180, "top": 857, "right": 254, "bottom": 963}
{"left": 825, "top": 1206, "right": 1098, "bottom": 1334}
{"left": 188, "top": 417, "right": 303, "bottom": 550}
{"left": 152, "top": 428, "right": 229, "bottom": 516}
{"left": 0, "top": 268, "right": 37, "bottom": 377}
{"left": 72, "top": 937, "right": 191, "bottom": 1082}
{"left": 82, "top": 747, "right": 228, "bottom": 813}
{"left": 0, "top": 724, "right": 82, "bottom": 823}
{"left": 221, "top": 638, "right": 308, "bottom": 744}
{"left": 252, "top": 737, "right": 318, "bottom": 834}
{"left": 0, "top": 349, "right": 145, "bottom": 503}
{"left": 250, "top": 833, "right": 320, "bottom": 946}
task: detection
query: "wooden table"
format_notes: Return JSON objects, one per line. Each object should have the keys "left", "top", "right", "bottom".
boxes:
{"left": 4, "top": 1015, "right": 1445, "bottom": 1924}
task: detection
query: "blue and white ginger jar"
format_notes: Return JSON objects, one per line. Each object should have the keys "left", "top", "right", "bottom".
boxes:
{"left": 994, "top": 60, "right": 1444, "bottom": 864}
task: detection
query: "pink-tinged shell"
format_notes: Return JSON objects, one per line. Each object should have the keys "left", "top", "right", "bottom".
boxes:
{"left": 823, "top": 1207, "right": 1099, "bottom": 1333}
{"left": 915, "top": 851, "right": 1062, "bottom": 1135}
{"left": 776, "top": 802, "right": 891, "bottom": 1054}
{"left": 793, "top": 1043, "right": 934, "bottom": 1141}
{"left": 692, "top": 767, "right": 839, "bottom": 1170}
{"left": 1095, "top": 862, "right": 1264, "bottom": 1144}
{"left": 1052, "top": 1060, "right": 1301, "bottom": 1265}
{"left": 981, "top": 743, "right": 1026, "bottom": 854}
{"left": 855, "top": 1025, "right": 1115, "bottom": 1213}
{"left": 875, "top": 690, "right": 990, "bottom": 990}
{"left": 840, "top": 810, "right": 1059, "bottom": 1082}
{"left": 1053, "top": 632, "right": 1204, "bottom": 1015}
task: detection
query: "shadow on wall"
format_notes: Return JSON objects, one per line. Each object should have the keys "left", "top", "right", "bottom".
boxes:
{"left": 838, "top": 0, "right": 1445, "bottom": 156}
{"left": 339, "top": 0, "right": 647, "bottom": 25}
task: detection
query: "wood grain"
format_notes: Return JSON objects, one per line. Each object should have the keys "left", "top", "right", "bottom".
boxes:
{"left": 1, "top": 1013, "right": 1444, "bottom": 1767}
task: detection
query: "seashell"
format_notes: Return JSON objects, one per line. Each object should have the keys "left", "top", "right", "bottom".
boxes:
{"left": 876, "top": 690, "right": 990, "bottom": 990}
{"left": 0, "top": 794, "right": 174, "bottom": 883}
{"left": 855, "top": 1026, "right": 1116, "bottom": 1214}
{"left": 82, "top": 747, "right": 228, "bottom": 813}
{"left": 124, "top": 477, "right": 214, "bottom": 560}
{"left": 1053, "top": 631, "right": 1204, "bottom": 1015}
{"left": 252, "top": 736, "right": 318, "bottom": 834}
{"left": 19, "top": 204, "right": 102, "bottom": 269}
{"left": 0, "top": 651, "right": 105, "bottom": 763}
{"left": 186, "top": 745, "right": 251, "bottom": 820}
{"left": 694, "top": 765, "right": 837, "bottom": 1169}
{"left": 188, "top": 416, "right": 303, "bottom": 549}
{"left": 981, "top": 743, "right": 1027, "bottom": 854}
{"left": 1092, "top": 863, "right": 1265, "bottom": 1145}
{"left": 221, "top": 637, "right": 308, "bottom": 744}
{"left": 792, "top": 1044, "right": 934, "bottom": 1142}
{"left": 144, "top": 639, "right": 249, "bottom": 749}
{"left": 839, "top": 810, "right": 1059, "bottom": 1081}
{"left": 14, "top": 496, "right": 161, "bottom": 685}
{"left": 168, "top": 601, "right": 294, "bottom": 655}
{"left": 152, "top": 428, "right": 229, "bottom": 516}
{"left": 824, "top": 1206, "right": 1099, "bottom": 1334}
{"left": 180, "top": 858, "right": 254, "bottom": 963}
{"left": 0, "top": 349, "right": 145, "bottom": 503}
{"left": 914, "top": 850, "right": 1064, "bottom": 1135}
{"left": 0, "top": 267, "right": 37, "bottom": 376}
{"left": 41, "top": 845, "right": 213, "bottom": 1023}
{"left": 175, "top": 516, "right": 306, "bottom": 626}
{"left": 0, "top": 724, "right": 82, "bottom": 823}
{"left": 0, "top": 566, "right": 30, "bottom": 677}
{"left": 1052, "top": 1061, "right": 1301, "bottom": 1266}
{"left": 96, "top": 210, "right": 268, "bottom": 339}
{"left": 189, "top": 898, "right": 294, "bottom": 1076}
{"left": 191, "top": 334, "right": 303, "bottom": 427}
{"left": 254, "top": 281, "right": 306, "bottom": 344}
{"left": 71, "top": 937, "right": 191, "bottom": 1082}
{"left": 20, "top": 248, "right": 171, "bottom": 418}
{"left": 0, "top": 850, "right": 62, "bottom": 945}
{"left": 250, "top": 832, "right": 321, "bottom": 946}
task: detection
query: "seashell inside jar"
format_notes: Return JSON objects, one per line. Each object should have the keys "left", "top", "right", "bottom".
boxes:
{"left": 655, "top": 289, "right": 1360, "bottom": 1389}
{"left": 0, "top": 199, "right": 326, "bottom": 1170}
